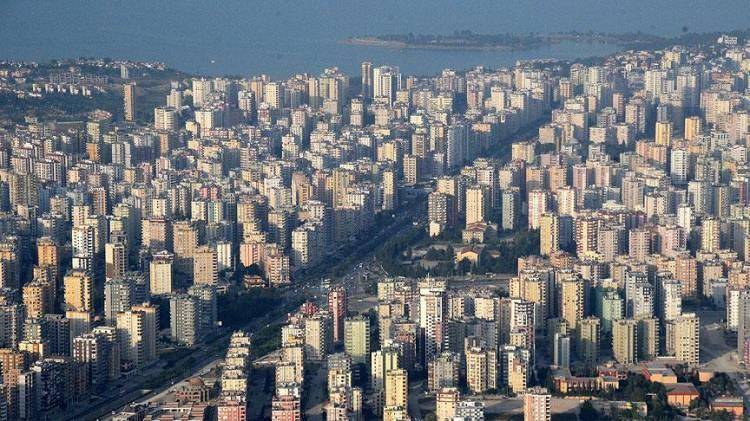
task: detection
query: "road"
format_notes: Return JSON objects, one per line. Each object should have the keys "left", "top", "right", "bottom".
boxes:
{"left": 88, "top": 193, "right": 425, "bottom": 420}
{"left": 83, "top": 310, "right": 276, "bottom": 421}
{"left": 698, "top": 310, "right": 750, "bottom": 411}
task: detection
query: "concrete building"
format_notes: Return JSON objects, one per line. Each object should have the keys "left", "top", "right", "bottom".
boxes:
{"left": 612, "top": 318, "right": 638, "bottom": 364}
{"left": 523, "top": 386, "right": 551, "bottom": 421}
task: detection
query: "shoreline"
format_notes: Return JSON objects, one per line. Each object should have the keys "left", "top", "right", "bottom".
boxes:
{"left": 340, "top": 29, "right": 736, "bottom": 53}
{"left": 341, "top": 37, "right": 534, "bottom": 52}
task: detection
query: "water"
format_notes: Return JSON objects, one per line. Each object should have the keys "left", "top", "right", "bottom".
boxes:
{"left": 0, "top": 0, "right": 748, "bottom": 78}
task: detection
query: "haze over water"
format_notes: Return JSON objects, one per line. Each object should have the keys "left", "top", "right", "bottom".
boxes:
{"left": 1, "top": 0, "right": 749, "bottom": 78}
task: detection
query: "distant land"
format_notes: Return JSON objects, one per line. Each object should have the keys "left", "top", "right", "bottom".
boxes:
{"left": 343, "top": 29, "right": 750, "bottom": 52}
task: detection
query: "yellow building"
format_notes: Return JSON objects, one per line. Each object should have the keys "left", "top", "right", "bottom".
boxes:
{"left": 539, "top": 213, "right": 560, "bottom": 256}
{"left": 465, "top": 346, "right": 497, "bottom": 394}
{"left": 385, "top": 368, "right": 408, "bottom": 408}
{"left": 435, "top": 387, "right": 459, "bottom": 421}
{"left": 672, "top": 313, "right": 700, "bottom": 366}
{"left": 64, "top": 270, "right": 93, "bottom": 313}
{"left": 612, "top": 319, "right": 638, "bottom": 364}
{"left": 655, "top": 121, "right": 673, "bottom": 146}
{"left": 560, "top": 278, "right": 584, "bottom": 330}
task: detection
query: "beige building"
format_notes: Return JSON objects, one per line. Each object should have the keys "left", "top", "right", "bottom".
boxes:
{"left": 560, "top": 278, "right": 584, "bottom": 330}
{"left": 36, "top": 237, "right": 60, "bottom": 281}
{"left": 436, "top": 387, "right": 459, "bottom": 421}
{"left": 701, "top": 217, "right": 721, "bottom": 253}
{"left": 149, "top": 251, "right": 174, "bottom": 295}
{"left": 304, "top": 313, "right": 330, "bottom": 361}
{"left": 193, "top": 245, "right": 218, "bottom": 285}
{"left": 385, "top": 368, "right": 408, "bottom": 408}
{"left": 672, "top": 313, "right": 700, "bottom": 366}
{"left": 465, "top": 184, "right": 489, "bottom": 226}
{"left": 371, "top": 346, "right": 401, "bottom": 392}
{"left": 64, "top": 270, "right": 93, "bottom": 313}
{"left": 577, "top": 317, "right": 600, "bottom": 367}
{"left": 23, "top": 281, "right": 52, "bottom": 318}
{"left": 382, "top": 169, "right": 398, "bottom": 211}
{"left": 124, "top": 82, "right": 136, "bottom": 121}
{"left": 344, "top": 316, "right": 371, "bottom": 365}
{"left": 465, "top": 346, "right": 497, "bottom": 394}
{"left": 105, "top": 241, "right": 127, "bottom": 279}
{"left": 172, "top": 221, "right": 198, "bottom": 275}
{"left": 116, "top": 304, "right": 158, "bottom": 367}
{"left": 637, "top": 317, "right": 660, "bottom": 361}
{"left": 684, "top": 116, "right": 701, "bottom": 141}
{"left": 539, "top": 213, "right": 560, "bottom": 256}
{"left": 523, "top": 386, "right": 551, "bottom": 421}
{"left": 655, "top": 120, "right": 673, "bottom": 146}
{"left": 612, "top": 318, "right": 638, "bottom": 364}
{"left": 382, "top": 406, "right": 409, "bottom": 421}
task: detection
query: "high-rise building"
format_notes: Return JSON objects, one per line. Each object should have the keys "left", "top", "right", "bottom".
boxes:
{"left": 539, "top": 213, "right": 560, "bottom": 256}
{"left": 577, "top": 317, "right": 600, "bottom": 367}
{"left": 170, "top": 294, "right": 199, "bottom": 346}
{"left": 658, "top": 278, "right": 682, "bottom": 322}
{"left": 684, "top": 116, "right": 701, "bottom": 141}
{"left": 560, "top": 277, "right": 584, "bottom": 330}
{"left": 382, "top": 169, "right": 398, "bottom": 211}
{"left": 427, "top": 351, "right": 460, "bottom": 392}
{"left": 384, "top": 368, "right": 407, "bottom": 408}
{"left": 328, "top": 286, "right": 347, "bottom": 344}
{"left": 523, "top": 386, "right": 551, "bottom": 421}
{"left": 465, "top": 346, "right": 497, "bottom": 394}
{"left": 655, "top": 120, "right": 673, "bottom": 146}
{"left": 188, "top": 284, "right": 217, "bottom": 337}
{"left": 172, "top": 221, "right": 198, "bottom": 276}
{"left": 701, "top": 217, "right": 721, "bottom": 252}
{"left": 22, "top": 282, "right": 52, "bottom": 319}
{"left": 344, "top": 315, "right": 370, "bottom": 365}
{"left": 123, "top": 82, "right": 137, "bottom": 121}
{"left": 671, "top": 313, "right": 700, "bottom": 366}
{"left": 104, "top": 278, "right": 134, "bottom": 324}
{"left": 271, "top": 395, "right": 301, "bottom": 421}
{"left": 419, "top": 282, "right": 446, "bottom": 363}
{"left": 436, "top": 388, "right": 459, "bottom": 421}
{"left": 373, "top": 65, "right": 400, "bottom": 104}
{"left": 428, "top": 192, "right": 455, "bottom": 229}
{"left": 303, "top": 312, "right": 330, "bottom": 361}
{"left": 154, "top": 106, "right": 179, "bottom": 131}
{"left": 63, "top": 270, "right": 93, "bottom": 313}
{"left": 361, "top": 62, "right": 373, "bottom": 99}
{"left": 465, "top": 184, "right": 489, "bottom": 225}
{"left": 637, "top": 317, "right": 659, "bottom": 361}
{"left": 612, "top": 318, "right": 638, "bottom": 364}
{"left": 501, "top": 188, "right": 520, "bottom": 231}
{"left": 527, "top": 190, "right": 549, "bottom": 230}
{"left": 625, "top": 271, "right": 654, "bottom": 319}
{"left": 0, "top": 348, "right": 27, "bottom": 419}
{"left": 371, "top": 345, "right": 400, "bottom": 394}
{"left": 116, "top": 304, "right": 157, "bottom": 367}
{"left": 104, "top": 241, "right": 127, "bottom": 279}
{"left": 193, "top": 245, "right": 218, "bottom": 285}
{"left": 149, "top": 251, "right": 174, "bottom": 295}
{"left": 553, "top": 333, "right": 570, "bottom": 368}
{"left": 72, "top": 333, "right": 110, "bottom": 390}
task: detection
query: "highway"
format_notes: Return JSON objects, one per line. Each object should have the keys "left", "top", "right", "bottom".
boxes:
{"left": 80, "top": 193, "right": 426, "bottom": 420}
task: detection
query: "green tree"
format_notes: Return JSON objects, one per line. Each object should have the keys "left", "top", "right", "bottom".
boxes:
{"left": 578, "top": 400, "right": 599, "bottom": 421}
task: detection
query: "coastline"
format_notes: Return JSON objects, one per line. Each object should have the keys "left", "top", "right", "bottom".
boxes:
{"left": 341, "top": 37, "right": 527, "bottom": 52}
{"left": 339, "top": 30, "right": 710, "bottom": 53}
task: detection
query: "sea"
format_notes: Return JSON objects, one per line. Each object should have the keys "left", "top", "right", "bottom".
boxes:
{"left": 0, "top": 0, "right": 749, "bottom": 78}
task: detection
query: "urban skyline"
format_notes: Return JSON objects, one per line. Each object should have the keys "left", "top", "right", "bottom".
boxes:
{"left": 0, "top": 11, "right": 749, "bottom": 421}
